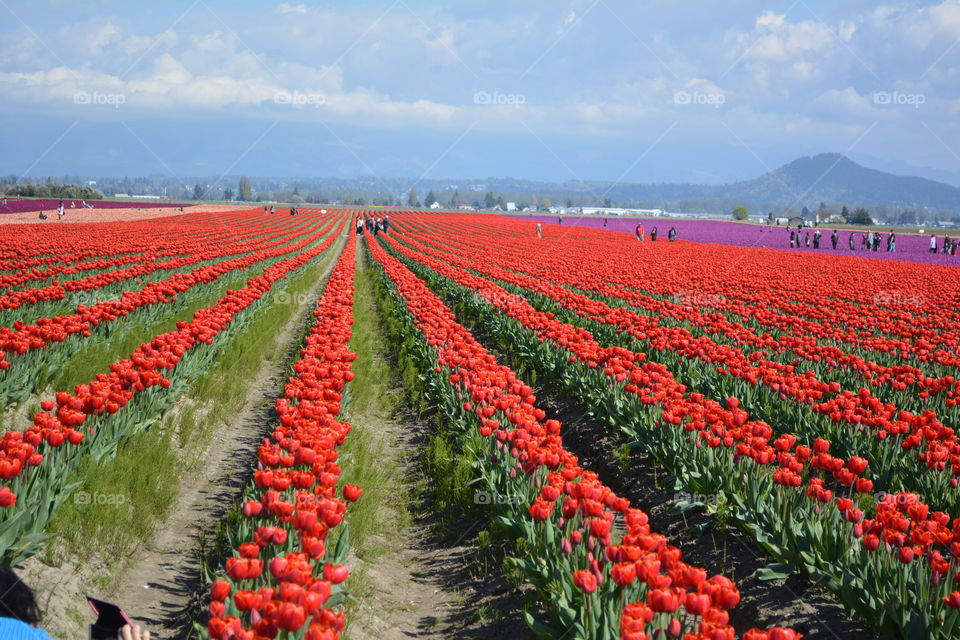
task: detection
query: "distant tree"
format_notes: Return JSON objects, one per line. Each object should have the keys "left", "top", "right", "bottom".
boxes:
{"left": 193, "top": 183, "right": 204, "bottom": 200}
{"left": 819, "top": 201, "right": 826, "bottom": 211}
{"left": 223, "top": 188, "right": 234, "bottom": 201}
{"left": 451, "top": 190, "right": 462, "bottom": 207}
{"left": 603, "top": 196, "right": 612, "bottom": 208}
{"left": 801, "top": 205, "right": 810, "bottom": 216}
{"left": 239, "top": 176, "right": 252, "bottom": 201}
{"left": 848, "top": 207, "right": 873, "bottom": 225}
{"left": 5, "top": 181, "right": 103, "bottom": 200}
{"left": 840, "top": 205, "right": 850, "bottom": 221}
{"left": 497, "top": 195, "right": 506, "bottom": 209}
{"left": 484, "top": 192, "right": 496, "bottom": 209}
{"left": 539, "top": 198, "right": 551, "bottom": 211}
{"left": 424, "top": 190, "right": 437, "bottom": 207}
{"left": 732, "top": 206, "right": 749, "bottom": 221}
{"left": 565, "top": 199, "right": 573, "bottom": 208}
{"left": 293, "top": 186, "right": 300, "bottom": 196}
{"left": 408, "top": 188, "right": 419, "bottom": 207}
{"left": 354, "top": 197, "right": 366, "bottom": 206}
{"left": 898, "top": 209, "right": 918, "bottom": 225}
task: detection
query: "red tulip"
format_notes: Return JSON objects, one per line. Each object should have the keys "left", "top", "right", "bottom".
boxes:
{"left": 0, "top": 487, "right": 16, "bottom": 508}
{"left": 323, "top": 563, "right": 349, "bottom": 584}
{"left": 342, "top": 483, "right": 363, "bottom": 501}
{"left": 210, "top": 579, "right": 231, "bottom": 601}
{"left": 572, "top": 569, "right": 597, "bottom": 594}
{"left": 647, "top": 588, "right": 680, "bottom": 613}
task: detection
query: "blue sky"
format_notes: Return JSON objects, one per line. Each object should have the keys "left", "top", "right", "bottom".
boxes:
{"left": 1, "top": 0, "right": 959, "bottom": 185}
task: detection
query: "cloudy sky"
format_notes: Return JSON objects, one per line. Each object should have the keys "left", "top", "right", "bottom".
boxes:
{"left": 1, "top": 0, "right": 959, "bottom": 185}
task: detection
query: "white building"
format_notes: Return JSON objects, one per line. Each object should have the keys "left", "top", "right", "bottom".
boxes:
{"left": 506, "top": 202, "right": 517, "bottom": 211}
{"left": 578, "top": 207, "right": 664, "bottom": 216}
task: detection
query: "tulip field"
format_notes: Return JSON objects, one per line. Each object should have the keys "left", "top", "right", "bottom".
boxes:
{"left": 2, "top": 207, "right": 960, "bottom": 639}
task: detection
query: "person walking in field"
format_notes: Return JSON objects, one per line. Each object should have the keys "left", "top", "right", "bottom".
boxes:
{"left": 848, "top": 232, "right": 854, "bottom": 250}
{"left": 668, "top": 227, "right": 677, "bottom": 241}
{"left": 603, "top": 218, "right": 607, "bottom": 227}
{"left": 804, "top": 231, "right": 810, "bottom": 247}
{"left": 813, "top": 229, "right": 821, "bottom": 249}
{"left": 383, "top": 215, "right": 390, "bottom": 234}
{"left": 635, "top": 224, "right": 644, "bottom": 241}
{"left": 944, "top": 235, "right": 951, "bottom": 254}
{"left": 536, "top": 223, "right": 543, "bottom": 239}
{"left": 650, "top": 226, "right": 658, "bottom": 241}
{"left": 355, "top": 216, "right": 364, "bottom": 236}
{"left": 789, "top": 229, "right": 795, "bottom": 248}
{"left": 887, "top": 231, "right": 896, "bottom": 252}
{"left": 930, "top": 235, "right": 938, "bottom": 253}
{"left": 830, "top": 229, "right": 838, "bottom": 249}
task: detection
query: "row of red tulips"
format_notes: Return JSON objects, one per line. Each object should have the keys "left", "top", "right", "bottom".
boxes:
{"left": 0, "top": 210, "right": 316, "bottom": 315}
{"left": 0, "top": 215, "right": 349, "bottom": 563}
{"left": 399, "top": 216, "right": 959, "bottom": 399}
{"left": 0, "top": 208, "right": 277, "bottom": 291}
{"left": 389, "top": 218, "right": 960, "bottom": 513}
{"left": 205, "top": 232, "right": 359, "bottom": 640}
{"left": 0, "top": 214, "right": 334, "bottom": 362}
{"left": 366, "top": 235, "right": 801, "bottom": 640}
{"left": 0, "top": 207, "right": 269, "bottom": 266}
{"left": 433, "top": 215, "right": 960, "bottom": 366}
{"left": 378, "top": 219, "right": 960, "bottom": 637}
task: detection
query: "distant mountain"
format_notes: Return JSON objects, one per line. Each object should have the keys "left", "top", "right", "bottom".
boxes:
{"left": 720, "top": 153, "right": 960, "bottom": 211}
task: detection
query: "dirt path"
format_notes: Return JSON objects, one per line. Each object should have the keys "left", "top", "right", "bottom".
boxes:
{"left": 340, "top": 240, "right": 532, "bottom": 640}
{"left": 19, "top": 229, "right": 348, "bottom": 640}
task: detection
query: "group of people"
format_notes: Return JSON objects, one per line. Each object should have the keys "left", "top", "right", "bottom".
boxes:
{"left": 536, "top": 221, "right": 679, "bottom": 241}
{"left": 789, "top": 226, "right": 900, "bottom": 252}
{"left": 785, "top": 225, "right": 959, "bottom": 255}
{"left": 262, "top": 205, "right": 301, "bottom": 216}
{"left": 929, "top": 234, "right": 959, "bottom": 255}
{"left": 355, "top": 213, "right": 389, "bottom": 236}
{"left": 37, "top": 200, "right": 67, "bottom": 221}
{"left": 634, "top": 224, "right": 677, "bottom": 242}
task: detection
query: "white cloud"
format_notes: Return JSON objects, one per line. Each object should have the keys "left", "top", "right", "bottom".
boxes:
{"left": 120, "top": 29, "right": 179, "bottom": 56}
{"left": 278, "top": 3, "right": 308, "bottom": 15}
{"left": 87, "top": 23, "right": 120, "bottom": 56}
{"left": 738, "top": 11, "right": 842, "bottom": 64}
